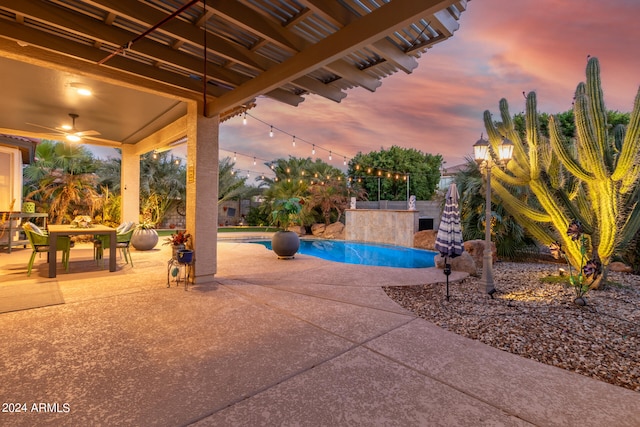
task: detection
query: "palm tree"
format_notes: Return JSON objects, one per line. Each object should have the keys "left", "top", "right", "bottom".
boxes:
{"left": 24, "top": 141, "right": 101, "bottom": 224}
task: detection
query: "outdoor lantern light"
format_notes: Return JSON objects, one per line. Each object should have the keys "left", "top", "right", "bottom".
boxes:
{"left": 498, "top": 136, "right": 514, "bottom": 162}
{"left": 473, "top": 134, "right": 513, "bottom": 296}
{"left": 473, "top": 135, "right": 489, "bottom": 162}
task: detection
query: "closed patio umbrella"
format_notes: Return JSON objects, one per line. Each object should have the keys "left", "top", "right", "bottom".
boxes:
{"left": 434, "top": 182, "right": 464, "bottom": 301}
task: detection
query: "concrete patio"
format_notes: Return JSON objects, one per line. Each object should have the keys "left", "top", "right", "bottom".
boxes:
{"left": 0, "top": 235, "right": 638, "bottom": 426}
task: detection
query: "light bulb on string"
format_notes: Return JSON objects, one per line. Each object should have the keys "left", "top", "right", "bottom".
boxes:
{"left": 292, "top": 136, "right": 296, "bottom": 147}
{"left": 247, "top": 171, "right": 250, "bottom": 178}
{"left": 253, "top": 157, "right": 256, "bottom": 166}
{"left": 233, "top": 152, "right": 237, "bottom": 162}
{"left": 312, "top": 144, "right": 315, "bottom": 155}
{"left": 329, "top": 151, "right": 332, "bottom": 161}
{"left": 343, "top": 157, "right": 347, "bottom": 166}
{"left": 269, "top": 126, "right": 274, "bottom": 138}
{"left": 242, "top": 112, "right": 247, "bottom": 125}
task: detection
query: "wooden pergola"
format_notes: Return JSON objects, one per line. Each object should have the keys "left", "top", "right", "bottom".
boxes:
{"left": 0, "top": 0, "right": 469, "bottom": 283}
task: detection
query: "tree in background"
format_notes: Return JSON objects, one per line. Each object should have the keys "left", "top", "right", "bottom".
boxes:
{"left": 139, "top": 151, "right": 186, "bottom": 226}
{"left": 347, "top": 146, "right": 442, "bottom": 201}
{"left": 23, "top": 140, "right": 101, "bottom": 224}
{"left": 484, "top": 57, "right": 640, "bottom": 286}
{"left": 260, "top": 156, "right": 347, "bottom": 226}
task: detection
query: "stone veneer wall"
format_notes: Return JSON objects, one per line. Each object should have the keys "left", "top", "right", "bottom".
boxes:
{"left": 345, "top": 209, "right": 419, "bottom": 247}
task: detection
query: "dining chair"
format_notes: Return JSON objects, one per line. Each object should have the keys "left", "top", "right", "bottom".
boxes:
{"left": 94, "top": 225, "right": 134, "bottom": 267}
{"left": 23, "top": 222, "right": 72, "bottom": 276}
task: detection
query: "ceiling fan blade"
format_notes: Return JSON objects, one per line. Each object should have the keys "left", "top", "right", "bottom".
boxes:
{"left": 76, "top": 130, "right": 101, "bottom": 137}
{"left": 81, "top": 135, "right": 122, "bottom": 147}
{"left": 26, "top": 122, "right": 63, "bottom": 133}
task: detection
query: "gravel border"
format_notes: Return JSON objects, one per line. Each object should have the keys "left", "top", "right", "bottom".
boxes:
{"left": 383, "top": 261, "right": 640, "bottom": 392}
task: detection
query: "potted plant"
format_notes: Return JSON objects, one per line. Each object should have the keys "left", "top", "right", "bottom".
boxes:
{"left": 131, "top": 220, "right": 159, "bottom": 251}
{"left": 164, "top": 230, "right": 191, "bottom": 257}
{"left": 270, "top": 197, "right": 303, "bottom": 259}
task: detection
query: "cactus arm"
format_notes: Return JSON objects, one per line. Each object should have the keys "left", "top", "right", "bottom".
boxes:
{"left": 492, "top": 167, "right": 528, "bottom": 186}
{"left": 586, "top": 58, "right": 609, "bottom": 156}
{"left": 612, "top": 87, "right": 640, "bottom": 181}
{"left": 618, "top": 200, "right": 640, "bottom": 247}
{"left": 492, "top": 180, "right": 550, "bottom": 223}
{"left": 574, "top": 86, "right": 608, "bottom": 180}
{"left": 524, "top": 92, "right": 541, "bottom": 179}
{"left": 549, "top": 115, "right": 594, "bottom": 181}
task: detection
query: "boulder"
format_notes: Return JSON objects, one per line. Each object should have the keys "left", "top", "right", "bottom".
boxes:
{"left": 311, "top": 223, "right": 326, "bottom": 236}
{"left": 435, "top": 251, "right": 477, "bottom": 275}
{"left": 323, "top": 222, "right": 345, "bottom": 239}
{"left": 464, "top": 239, "right": 497, "bottom": 267}
{"left": 287, "top": 225, "right": 306, "bottom": 236}
{"left": 608, "top": 261, "right": 633, "bottom": 273}
{"left": 413, "top": 230, "right": 438, "bottom": 250}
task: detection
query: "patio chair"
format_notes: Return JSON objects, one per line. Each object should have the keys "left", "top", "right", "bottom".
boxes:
{"left": 23, "top": 222, "right": 72, "bottom": 276}
{"left": 94, "top": 225, "right": 134, "bottom": 267}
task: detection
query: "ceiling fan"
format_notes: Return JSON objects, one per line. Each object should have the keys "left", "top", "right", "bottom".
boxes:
{"left": 27, "top": 113, "right": 120, "bottom": 147}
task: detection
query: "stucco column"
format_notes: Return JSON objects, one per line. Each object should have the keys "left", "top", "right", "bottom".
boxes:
{"left": 121, "top": 144, "right": 140, "bottom": 223}
{"left": 186, "top": 102, "right": 218, "bottom": 283}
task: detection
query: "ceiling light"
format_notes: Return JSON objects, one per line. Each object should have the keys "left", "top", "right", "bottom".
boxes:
{"left": 69, "top": 82, "right": 93, "bottom": 96}
{"left": 66, "top": 134, "right": 81, "bottom": 142}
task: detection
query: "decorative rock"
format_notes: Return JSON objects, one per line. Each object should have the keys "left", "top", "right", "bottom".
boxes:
{"left": 464, "top": 239, "right": 497, "bottom": 267}
{"left": 311, "top": 223, "right": 326, "bottom": 236}
{"left": 323, "top": 222, "right": 345, "bottom": 239}
{"left": 608, "top": 261, "right": 632, "bottom": 273}
{"left": 434, "top": 251, "right": 477, "bottom": 275}
{"left": 287, "top": 225, "right": 306, "bottom": 236}
{"left": 413, "top": 230, "right": 438, "bottom": 250}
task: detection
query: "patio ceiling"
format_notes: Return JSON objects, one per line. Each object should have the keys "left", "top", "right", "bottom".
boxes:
{"left": 0, "top": 0, "right": 468, "bottom": 150}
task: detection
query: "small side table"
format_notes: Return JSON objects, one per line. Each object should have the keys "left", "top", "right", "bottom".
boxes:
{"left": 167, "top": 253, "right": 194, "bottom": 290}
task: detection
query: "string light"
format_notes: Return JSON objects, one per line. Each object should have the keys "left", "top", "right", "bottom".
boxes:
{"left": 232, "top": 113, "right": 417, "bottom": 183}
{"left": 239, "top": 112, "right": 354, "bottom": 171}
{"left": 242, "top": 112, "right": 247, "bottom": 125}
{"left": 233, "top": 152, "right": 237, "bottom": 162}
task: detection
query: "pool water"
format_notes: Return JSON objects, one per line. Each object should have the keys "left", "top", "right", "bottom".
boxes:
{"left": 249, "top": 239, "right": 436, "bottom": 268}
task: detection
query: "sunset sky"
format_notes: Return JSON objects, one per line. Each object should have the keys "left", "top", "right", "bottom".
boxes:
{"left": 215, "top": 0, "right": 640, "bottom": 179}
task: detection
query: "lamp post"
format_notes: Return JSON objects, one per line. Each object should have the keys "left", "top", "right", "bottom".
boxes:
{"left": 473, "top": 134, "right": 514, "bottom": 295}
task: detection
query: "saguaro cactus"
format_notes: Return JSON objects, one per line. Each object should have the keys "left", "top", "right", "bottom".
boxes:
{"left": 483, "top": 57, "right": 640, "bottom": 286}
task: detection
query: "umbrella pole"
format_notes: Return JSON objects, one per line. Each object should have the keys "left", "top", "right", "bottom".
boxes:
{"left": 443, "top": 255, "right": 451, "bottom": 301}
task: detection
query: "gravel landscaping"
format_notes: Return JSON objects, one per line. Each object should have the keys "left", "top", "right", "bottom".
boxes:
{"left": 384, "top": 261, "right": 640, "bottom": 392}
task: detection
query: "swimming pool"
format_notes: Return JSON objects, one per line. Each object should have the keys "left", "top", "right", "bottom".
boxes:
{"left": 245, "top": 239, "right": 437, "bottom": 268}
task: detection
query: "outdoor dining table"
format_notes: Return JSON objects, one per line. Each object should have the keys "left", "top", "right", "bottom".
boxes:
{"left": 47, "top": 224, "right": 116, "bottom": 278}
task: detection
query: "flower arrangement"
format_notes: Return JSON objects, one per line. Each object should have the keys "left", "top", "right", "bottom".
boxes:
{"left": 549, "top": 219, "right": 602, "bottom": 304}
{"left": 71, "top": 215, "right": 92, "bottom": 228}
{"left": 164, "top": 230, "right": 191, "bottom": 247}
{"left": 270, "top": 197, "right": 303, "bottom": 230}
